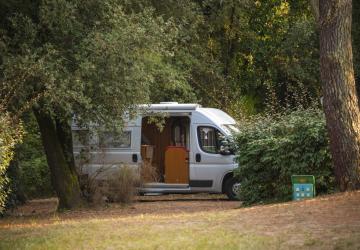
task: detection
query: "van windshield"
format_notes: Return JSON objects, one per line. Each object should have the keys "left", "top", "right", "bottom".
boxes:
{"left": 223, "top": 124, "right": 240, "bottom": 134}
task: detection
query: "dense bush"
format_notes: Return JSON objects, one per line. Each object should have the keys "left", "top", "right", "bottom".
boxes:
{"left": 4, "top": 113, "right": 53, "bottom": 209}
{"left": 15, "top": 114, "right": 53, "bottom": 199}
{"left": 0, "top": 113, "right": 23, "bottom": 214}
{"left": 234, "top": 108, "right": 334, "bottom": 205}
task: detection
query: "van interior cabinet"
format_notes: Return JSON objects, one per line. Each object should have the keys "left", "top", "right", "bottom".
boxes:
{"left": 164, "top": 146, "right": 189, "bottom": 184}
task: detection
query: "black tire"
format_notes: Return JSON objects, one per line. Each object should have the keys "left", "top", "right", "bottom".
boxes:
{"left": 224, "top": 177, "right": 241, "bottom": 200}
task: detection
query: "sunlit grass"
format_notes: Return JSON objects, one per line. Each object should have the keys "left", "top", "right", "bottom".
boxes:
{"left": 0, "top": 212, "right": 278, "bottom": 250}
{"left": 1, "top": 192, "right": 360, "bottom": 250}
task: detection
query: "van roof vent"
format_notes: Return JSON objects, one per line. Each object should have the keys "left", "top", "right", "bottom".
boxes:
{"left": 159, "top": 102, "right": 179, "bottom": 104}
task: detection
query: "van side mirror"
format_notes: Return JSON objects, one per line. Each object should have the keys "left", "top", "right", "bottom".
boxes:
{"left": 219, "top": 140, "right": 234, "bottom": 155}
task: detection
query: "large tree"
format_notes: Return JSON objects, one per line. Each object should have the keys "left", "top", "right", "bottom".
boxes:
{"left": 0, "top": 0, "right": 192, "bottom": 209}
{"left": 316, "top": 0, "right": 360, "bottom": 190}
{"left": 352, "top": 0, "right": 360, "bottom": 99}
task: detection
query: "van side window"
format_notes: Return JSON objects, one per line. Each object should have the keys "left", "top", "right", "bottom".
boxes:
{"left": 171, "top": 119, "right": 187, "bottom": 147}
{"left": 99, "top": 131, "right": 131, "bottom": 148}
{"left": 197, "top": 126, "right": 222, "bottom": 154}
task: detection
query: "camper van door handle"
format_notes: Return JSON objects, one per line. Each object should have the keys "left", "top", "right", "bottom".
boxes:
{"left": 132, "top": 154, "right": 138, "bottom": 163}
{"left": 195, "top": 153, "right": 201, "bottom": 162}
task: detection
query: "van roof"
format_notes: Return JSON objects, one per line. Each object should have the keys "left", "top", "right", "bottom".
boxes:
{"left": 196, "top": 108, "right": 236, "bottom": 125}
{"left": 140, "top": 102, "right": 236, "bottom": 125}
{"left": 72, "top": 103, "right": 236, "bottom": 129}
{"left": 140, "top": 102, "right": 201, "bottom": 110}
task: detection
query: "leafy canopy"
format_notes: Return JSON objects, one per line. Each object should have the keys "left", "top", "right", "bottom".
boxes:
{"left": 0, "top": 0, "right": 194, "bottom": 128}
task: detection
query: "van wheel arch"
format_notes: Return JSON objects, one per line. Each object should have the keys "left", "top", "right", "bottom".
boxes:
{"left": 222, "top": 172, "right": 241, "bottom": 200}
{"left": 222, "top": 172, "right": 234, "bottom": 193}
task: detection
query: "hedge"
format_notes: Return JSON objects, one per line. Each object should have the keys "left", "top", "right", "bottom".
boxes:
{"left": 234, "top": 108, "right": 334, "bottom": 205}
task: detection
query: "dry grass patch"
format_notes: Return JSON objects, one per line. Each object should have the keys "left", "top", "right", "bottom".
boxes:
{"left": 0, "top": 192, "right": 359, "bottom": 249}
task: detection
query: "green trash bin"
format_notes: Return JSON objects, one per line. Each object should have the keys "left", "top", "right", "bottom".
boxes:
{"left": 291, "top": 175, "right": 315, "bottom": 201}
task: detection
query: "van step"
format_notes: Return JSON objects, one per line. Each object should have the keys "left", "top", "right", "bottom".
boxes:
{"left": 144, "top": 193, "right": 163, "bottom": 196}
{"left": 138, "top": 188, "right": 191, "bottom": 194}
{"left": 143, "top": 182, "right": 189, "bottom": 189}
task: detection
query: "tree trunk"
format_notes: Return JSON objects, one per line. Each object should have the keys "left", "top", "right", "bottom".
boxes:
{"left": 352, "top": 0, "right": 360, "bottom": 101}
{"left": 33, "top": 109, "right": 82, "bottom": 209}
{"left": 55, "top": 116, "right": 77, "bottom": 174}
{"left": 319, "top": 0, "right": 360, "bottom": 190}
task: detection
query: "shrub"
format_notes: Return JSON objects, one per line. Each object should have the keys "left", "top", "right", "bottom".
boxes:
{"left": 107, "top": 165, "right": 141, "bottom": 204}
{"left": 140, "top": 161, "right": 160, "bottom": 183}
{"left": 4, "top": 112, "right": 53, "bottom": 211}
{"left": 15, "top": 113, "right": 53, "bottom": 199}
{"left": 79, "top": 165, "right": 141, "bottom": 205}
{"left": 234, "top": 108, "right": 334, "bottom": 205}
{"left": 0, "top": 113, "right": 23, "bottom": 214}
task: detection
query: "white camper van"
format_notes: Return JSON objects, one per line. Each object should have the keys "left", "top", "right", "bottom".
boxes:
{"left": 72, "top": 102, "right": 240, "bottom": 200}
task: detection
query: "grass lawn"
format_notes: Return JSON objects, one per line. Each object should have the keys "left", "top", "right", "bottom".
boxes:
{"left": 0, "top": 192, "right": 359, "bottom": 250}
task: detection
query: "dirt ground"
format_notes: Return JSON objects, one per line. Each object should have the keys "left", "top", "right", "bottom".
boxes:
{"left": 3, "top": 193, "right": 237, "bottom": 222}
{"left": 1, "top": 192, "right": 360, "bottom": 226}
{"left": 1, "top": 191, "right": 360, "bottom": 249}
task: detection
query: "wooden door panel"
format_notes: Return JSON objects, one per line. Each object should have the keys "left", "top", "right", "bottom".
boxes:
{"left": 164, "top": 146, "right": 189, "bottom": 184}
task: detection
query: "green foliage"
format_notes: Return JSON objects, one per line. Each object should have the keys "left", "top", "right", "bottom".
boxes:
{"left": 0, "top": 0, "right": 194, "bottom": 130}
{"left": 3, "top": 112, "right": 52, "bottom": 210}
{"left": 15, "top": 113, "right": 53, "bottom": 198}
{"left": 0, "top": 112, "right": 23, "bottom": 214}
{"left": 234, "top": 108, "right": 334, "bottom": 205}
{"left": 149, "top": 0, "right": 320, "bottom": 116}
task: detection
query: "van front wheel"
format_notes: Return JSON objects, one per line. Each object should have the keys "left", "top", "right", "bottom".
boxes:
{"left": 224, "top": 177, "right": 241, "bottom": 200}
